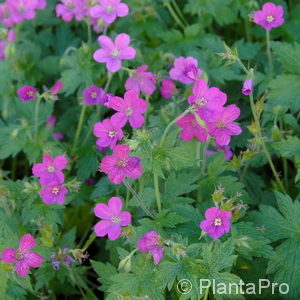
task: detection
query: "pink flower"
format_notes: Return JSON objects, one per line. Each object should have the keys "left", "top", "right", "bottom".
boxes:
{"left": 94, "top": 196, "right": 131, "bottom": 240}
{"left": 46, "top": 115, "right": 57, "bottom": 128}
{"left": 7, "top": 0, "right": 38, "bottom": 23}
{"left": 0, "top": 41, "right": 6, "bottom": 60}
{"left": 93, "top": 118, "right": 124, "bottom": 150}
{"left": 137, "top": 231, "right": 164, "bottom": 265}
{"left": 100, "top": 144, "right": 142, "bottom": 184}
{"left": 93, "top": 33, "right": 136, "bottom": 73}
{"left": 200, "top": 207, "right": 232, "bottom": 238}
{"left": 110, "top": 90, "right": 147, "bottom": 129}
{"left": 188, "top": 79, "right": 227, "bottom": 112}
{"left": 206, "top": 104, "right": 242, "bottom": 146}
{"left": 160, "top": 78, "right": 176, "bottom": 99}
{"left": 50, "top": 81, "right": 63, "bottom": 95}
{"left": 17, "top": 85, "right": 38, "bottom": 102}
{"left": 0, "top": 3, "right": 15, "bottom": 27}
{"left": 125, "top": 65, "right": 156, "bottom": 95}
{"left": 90, "top": 0, "right": 129, "bottom": 24}
{"left": 32, "top": 155, "right": 68, "bottom": 186}
{"left": 242, "top": 79, "right": 253, "bottom": 96}
{"left": 40, "top": 184, "right": 68, "bottom": 205}
{"left": 56, "top": 0, "right": 85, "bottom": 22}
{"left": 253, "top": 2, "right": 284, "bottom": 31}
{"left": 53, "top": 133, "right": 64, "bottom": 140}
{"left": 176, "top": 112, "right": 208, "bottom": 143}
{"left": 1, "top": 234, "right": 44, "bottom": 277}
{"left": 83, "top": 85, "right": 105, "bottom": 105}
{"left": 169, "top": 56, "right": 202, "bottom": 84}
{"left": 36, "top": 0, "right": 47, "bottom": 10}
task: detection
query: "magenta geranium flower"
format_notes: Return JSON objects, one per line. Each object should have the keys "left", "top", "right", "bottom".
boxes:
{"left": 40, "top": 184, "right": 68, "bottom": 205}
{"left": 32, "top": 155, "right": 68, "bottom": 186}
{"left": 17, "top": 85, "right": 38, "bottom": 102}
{"left": 188, "top": 79, "right": 227, "bottom": 112}
{"left": 56, "top": 0, "right": 85, "bottom": 22}
{"left": 0, "top": 41, "right": 6, "bottom": 60}
{"left": 160, "top": 78, "right": 176, "bottom": 99}
{"left": 50, "top": 81, "right": 63, "bottom": 95}
{"left": 200, "top": 207, "right": 232, "bottom": 238}
{"left": 93, "top": 118, "right": 123, "bottom": 150}
{"left": 169, "top": 56, "right": 202, "bottom": 85}
{"left": 1, "top": 234, "right": 44, "bottom": 277}
{"left": 93, "top": 33, "right": 136, "bottom": 73}
{"left": 206, "top": 104, "right": 242, "bottom": 146}
{"left": 46, "top": 115, "right": 57, "bottom": 128}
{"left": 100, "top": 144, "right": 142, "bottom": 184}
{"left": 90, "top": 0, "right": 129, "bottom": 24}
{"left": 110, "top": 90, "right": 147, "bottom": 129}
{"left": 83, "top": 85, "right": 105, "bottom": 105}
{"left": 242, "top": 79, "right": 253, "bottom": 96}
{"left": 0, "top": 3, "right": 15, "bottom": 27}
{"left": 125, "top": 65, "right": 156, "bottom": 95}
{"left": 53, "top": 133, "right": 64, "bottom": 140}
{"left": 176, "top": 112, "right": 208, "bottom": 143}
{"left": 6, "top": 0, "right": 39, "bottom": 23}
{"left": 137, "top": 231, "right": 164, "bottom": 265}
{"left": 94, "top": 196, "right": 131, "bottom": 240}
{"left": 253, "top": 2, "right": 284, "bottom": 31}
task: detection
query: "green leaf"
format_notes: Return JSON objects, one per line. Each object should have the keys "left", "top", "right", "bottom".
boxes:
{"left": 271, "top": 42, "right": 300, "bottom": 74}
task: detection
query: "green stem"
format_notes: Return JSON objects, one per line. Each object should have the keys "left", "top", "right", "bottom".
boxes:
{"left": 266, "top": 30, "right": 273, "bottom": 76}
{"left": 104, "top": 72, "right": 113, "bottom": 92}
{"left": 85, "top": 19, "right": 92, "bottom": 44}
{"left": 82, "top": 105, "right": 101, "bottom": 145}
{"left": 160, "top": 107, "right": 191, "bottom": 146}
{"left": 201, "top": 138, "right": 210, "bottom": 175}
{"left": 236, "top": 59, "right": 285, "bottom": 193}
{"left": 171, "top": 0, "right": 188, "bottom": 25}
{"left": 82, "top": 232, "right": 96, "bottom": 251}
{"left": 153, "top": 173, "right": 162, "bottom": 213}
{"left": 123, "top": 179, "right": 155, "bottom": 218}
{"left": 249, "top": 93, "right": 285, "bottom": 192}
{"left": 34, "top": 96, "right": 41, "bottom": 140}
{"left": 72, "top": 105, "right": 87, "bottom": 152}
{"left": 203, "top": 286, "right": 210, "bottom": 300}
{"left": 164, "top": 1, "right": 185, "bottom": 29}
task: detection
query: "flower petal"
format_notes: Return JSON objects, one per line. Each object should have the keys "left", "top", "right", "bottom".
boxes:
{"left": 19, "top": 234, "right": 36, "bottom": 253}
{"left": 108, "top": 197, "right": 123, "bottom": 216}
{"left": 1, "top": 248, "right": 16, "bottom": 264}
{"left": 24, "top": 252, "right": 44, "bottom": 268}
{"left": 15, "top": 261, "right": 30, "bottom": 277}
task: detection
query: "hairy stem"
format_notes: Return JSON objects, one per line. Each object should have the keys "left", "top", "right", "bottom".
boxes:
{"left": 266, "top": 30, "right": 273, "bottom": 76}
{"left": 34, "top": 96, "right": 41, "bottom": 140}
{"left": 164, "top": 1, "right": 185, "bottom": 29}
{"left": 123, "top": 179, "right": 155, "bottom": 218}
{"left": 153, "top": 173, "right": 162, "bottom": 213}
{"left": 72, "top": 105, "right": 87, "bottom": 152}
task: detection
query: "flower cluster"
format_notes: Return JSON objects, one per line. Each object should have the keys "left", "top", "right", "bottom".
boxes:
{"left": 0, "top": 0, "right": 46, "bottom": 28}
{"left": 56, "top": 0, "right": 129, "bottom": 33}
{"left": 32, "top": 155, "right": 69, "bottom": 205}
{"left": 1, "top": 234, "right": 44, "bottom": 277}
{"left": 167, "top": 57, "right": 242, "bottom": 148}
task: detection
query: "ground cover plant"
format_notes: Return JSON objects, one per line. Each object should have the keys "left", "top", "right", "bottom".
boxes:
{"left": 0, "top": 0, "right": 300, "bottom": 299}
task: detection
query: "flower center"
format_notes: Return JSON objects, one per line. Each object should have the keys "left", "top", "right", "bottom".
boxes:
{"left": 52, "top": 187, "right": 60, "bottom": 195}
{"left": 111, "top": 48, "right": 120, "bottom": 58}
{"left": 117, "top": 159, "right": 127, "bottom": 168}
{"left": 216, "top": 121, "right": 225, "bottom": 128}
{"left": 90, "top": 91, "right": 98, "bottom": 99}
{"left": 15, "top": 251, "right": 24, "bottom": 260}
{"left": 125, "top": 107, "right": 134, "bottom": 116}
{"left": 27, "top": 90, "right": 35, "bottom": 97}
{"left": 108, "top": 130, "right": 117, "bottom": 138}
{"left": 111, "top": 216, "right": 121, "bottom": 224}
{"left": 196, "top": 97, "right": 207, "bottom": 106}
{"left": 266, "top": 15, "right": 274, "bottom": 23}
{"left": 47, "top": 166, "right": 55, "bottom": 173}
{"left": 106, "top": 5, "right": 115, "bottom": 14}
{"left": 214, "top": 218, "right": 222, "bottom": 226}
